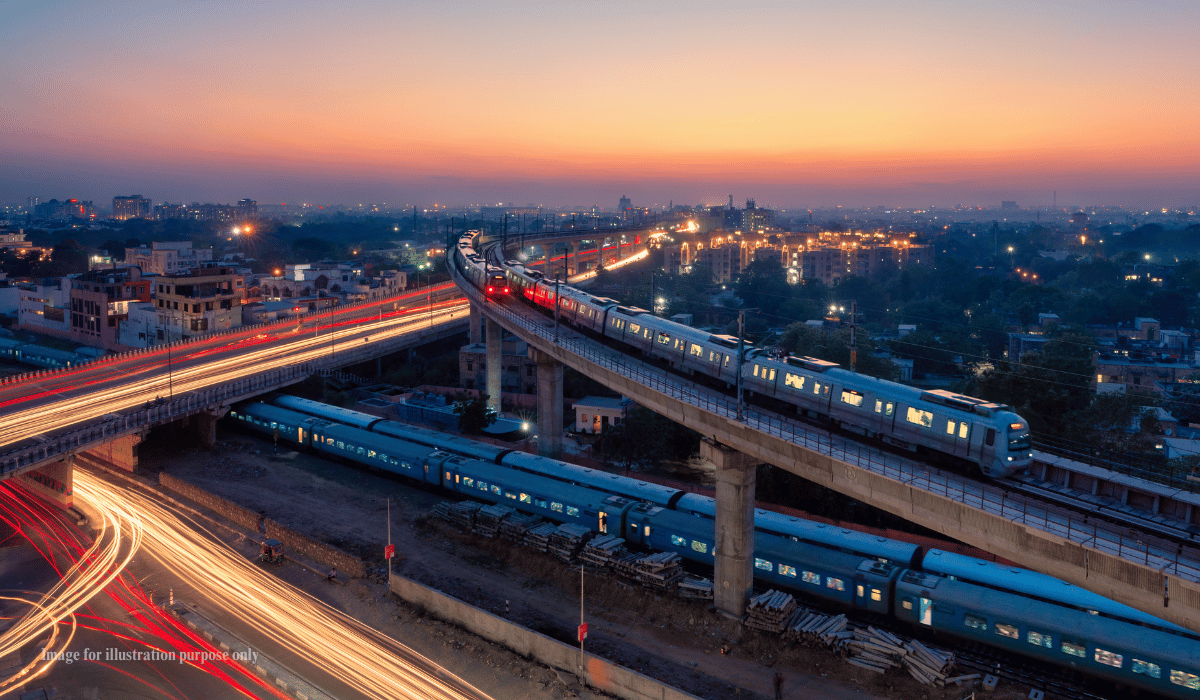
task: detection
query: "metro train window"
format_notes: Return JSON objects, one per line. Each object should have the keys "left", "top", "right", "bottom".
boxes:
{"left": 566, "top": 506, "right": 580, "bottom": 517}
{"left": 491, "top": 485, "right": 502, "bottom": 496}
{"left": 826, "top": 578, "right": 845, "bottom": 592}
{"left": 1094, "top": 649, "right": 1123, "bottom": 668}
{"left": 463, "top": 477, "right": 474, "bottom": 487}
{"left": 378, "top": 453, "right": 387, "bottom": 462}
{"left": 1027, "top": 631, "right": 1052, "bottom": 648}
{"left": 519, "top": 493, "right": 532, "bottom": 504}
{"left": 357, "top": 447, "right": 365, "bottom": 455}
{"left": 1061, "top": 642, "right": 1086, "bottom": 658}
{"left": 551, "top": 502, "right": 563, "bottom": 512}
{"left": 779, "top": 565, "right": 796, "bottom": 578}
{"left": 753, "top": 364, "right": 760, "bottom": 377}
{"left": 963, "top": 615, "right": 988, "bottom": 631}
{"left": 812, "top": 381, "right": 822, "bottom": 395}
{"left": 326, "top": 437, "right": 335, "bottom": 445}
{"left": 996, "top": 624, "right": 1019, "bottom": 639}
{"left": 840, "top": 390, "right": 864, "bottom": 407}
{"left": 906, "top": 408, "right": 934, "bottom": 428}
{"left": 401, "top": 461, "right": 411, "bottom": 470}
{"left": 884, "top": 402, "right": 894, "bottom": 417}
{"left": 946, "top": 421, "right": 957, "bottom": 435}
{"left": 505, "top": 491, "right": 517, "bottom": 500}
{"left": 368, "top": 450, "right": 377, "bottom": 458}
{"left": 785, "top": 373, "right": 805, "bottom": 389}
{"left": 959, "top": 422, "right": 969, "bottom": 439}
{"left": 478, "top": 481, "right": 488, "bottom": 491}
{"left": 336, "top": 441, "right": 345, "bottom": 449}
{"left": 755, "top": 558, "right": 773, "bottom": 572}
{"left": 657, "top": 333, "right": 671, "bottom": 345}
{"left": 986, "top": 428, "right": 996, "bottom": 446}
{"left": 535, "top": 498, "right": 547, "bottom": 508}
{"left": 691, "top": 541, "right": 708, "bottom": 554}
{"left": 629, "top": 323, "right": 641, "bottom": 334}
{"left": 768, "top": 368, "right": 777, "bottom": 381}
{"left": 802, "top": 571, "right": 820, "bottom": 585}
{"left": 671, "top": 535, "right": 687, "bottom": 547}
{"left": 1171, "top": 670, "right": 1200, "bottom": 690}
{"left": 871, "top": 589, "right": 882, "bottom": 602}
{"left": 1132, "top": 659, "right": 1161, "bottom": 679}
{"left": 689, "top": 343, "right": 703, "bottom": 357}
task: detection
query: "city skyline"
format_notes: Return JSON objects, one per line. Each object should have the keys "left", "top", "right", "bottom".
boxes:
{"left": 1, "top": 0, "right": 1198, "bottom": 208}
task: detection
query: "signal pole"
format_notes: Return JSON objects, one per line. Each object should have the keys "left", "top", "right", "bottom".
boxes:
{"left": 850, "top": 299, "right": 857, "bottom": 373}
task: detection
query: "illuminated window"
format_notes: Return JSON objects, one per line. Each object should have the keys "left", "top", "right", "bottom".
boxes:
{"left": 1062, "top": 642, "right": 1086, "bottom": 658}
{"left": 671, "top": 535, "right": 686, "bottom": 547}
{"left": 657, "top": 333, "right": 671, "bottom": 345}
{"left": 691, "top": 540, "right": 708, "bottom": 554}
{"left": 1094, "top": 649, "right": 1123, "bottom": 668}
{"left": 840, "top": 390, "right": 864, "bottom": 407}
{"left": 884, "top": 402, "right": 894, "bottom": 417}
{"left": 336, "top": 441, "right": 345, "bottom": 449}
{"left": 1132, "top": 660, "right": 1161, "bottom": 679}
{"left": 871, "top": 589, "right": 882, "bottom": 602}
{"left": 906, "top": 407, "right": 934, "bottom": 428}
{"left": 802, "top": 571, "right": 820, "bottom": 585}
{"left": 491, "top": 485, "right": 502, "bottom": 495}
{"left": 505, "top": 491, "right": 517, "bottom": 500}
{"left": 1027, "top": 631, "right": 1051, "bottom": 648}
{"left": 629, "top": 323, "right": 640, "bottom": 334}
{"left": 755, "top": 558, "right": 773, "bottom": 571}
{"left": 566, "top": 506, "right": 580, "bottom": 517}
{"left": 964, "top": 614, "right": 988, "bottom": 631}
{"left": 463, "top": 477, "right": 474, "bottom": 487}
{"left": 996, "top": 624, "right": 1019, "bottom": 639}
{"left": 959, "top": 422, "right": 969, "bottom": 439}
{"left": 768, "top": 368, "right": 776, "bottom": 381}
{"left": 779, "top": 564, "right": 796, "bottom": 578}
{"left": 478, "top": 481, "right": 488, "bottom": 491}
{"left": 826, "top": 577, "right": 845, "bottom": 591}
{"left": 689, "top": 343, "right": 703, "bottom": 357}
{"left": 519, "top": 493, "right": 532, "bottom": 504}
{"left": 551, "top": 502, "right": 563, "bottom": 513}
{"left": 753, "top": 364, "right": 760, "bottom": 377}
{"left": 947, "top": 421, "right": 956, "bottom": 435}
{"left": 785, "top": 373, "right": 805, "bottom": 389}
{"left": 1171, "top": 670, "right": 1200, "bottom": 690}
{"left": 902, "top": 600, "right": 912, "bottom": 610}
{"left": 813, "top": 382, "right": 822, "bottom": 395}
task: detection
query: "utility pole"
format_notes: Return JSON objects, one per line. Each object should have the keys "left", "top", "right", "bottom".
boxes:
{"left": 579, "top": 564, "right": 585, "bottom": 670}
{"left": 849, "top": 299, "right": 857, "bottom": 373}
{"left": 387, "top": 497, "right": 392, "bottom": 584}
{"left": 650, "top": 271, "right": 656, "bottom": 315}
{"left": 736, "top": 309, "right": 746, "bottom": 421}
{"left": 554, "top": 275, "right": 561, "bottom": 343}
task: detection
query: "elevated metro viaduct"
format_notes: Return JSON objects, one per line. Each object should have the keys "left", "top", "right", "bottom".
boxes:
{"left": 0, "top": 292, "right": 470, "bottom": 512}
{"left": 452, "top": 237, "right": 1200, "bottom": 631}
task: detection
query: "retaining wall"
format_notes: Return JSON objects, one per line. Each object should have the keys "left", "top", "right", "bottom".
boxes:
{"left": 389, "top": 575, "right": 701, "bottom": 700}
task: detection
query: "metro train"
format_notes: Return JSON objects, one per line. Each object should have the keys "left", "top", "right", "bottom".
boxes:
{"left": 453, "top": 231, "right": 1032, "bottom": 478}
{"left": 231, "top": 399, "right": 1200, "bottom": 699}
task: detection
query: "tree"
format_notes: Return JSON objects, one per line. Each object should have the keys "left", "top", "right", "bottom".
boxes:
{"left": 779, "top": 323, "right": 898, "bottom": 381}
{"left": 453, "top": 393, "right": 496, "bottom": 434}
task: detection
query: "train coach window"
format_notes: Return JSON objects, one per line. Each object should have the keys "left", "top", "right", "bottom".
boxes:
{"left": 656, "top": 333, "right": 671, "bottom": 345}
{"left": 779, "top": 565, "right": 796, "bottom": 578}
{"left": 491, "top": 485, "right": 502, "bottom": 496}
{"left": 1094, "top": 649, "right": 1123, "bottom": 668}
{"left": 1061, "top": 642, "right": 1086, "bottom": 658}
{"left": 946, "top": 421, "right": 957, "bottom": 435}
{"left": 785, "top": 373, "right": 805, "bottom": 390}
{"left": 1132, "top": 660, "right": 1161, "bottom": 679}
{"left": 478, "top": 481, "right": 488, "bottom": 491}
{"left": 996, "top": 623, "right": 1019, "bottom": 639}
{"left": 357, "top": 447, "right": 365, "bottom": 455}
{"left": 691, "top": 541, "right": 708, "bottom": 554}
{"left": 959, "top": 422, "right": 969, "bottom": 439}
{"left": 551, "top": 502, "right": 563, "bottom": 513}
{"left": 463, "top": 477, "right": 474, "bottom": 487}
{"left": 871, "top": 589, "right": 882, "bottom": 602}
{"left": 840, "top": 390, "right": 864, "bottom": 407}
{"left": 826, "top": 578, "right": 845, "bottom": 592}
{"left": 535, "top": 498, "right": 547, "bottom": 508}
{"left": 505, "top": 491, "right": 517, "bottom": 500}
{"left": 986, "top": 428, "right": 996, "bottom": 446}
{"left": 368, "top": 450, "right": 377, "bottom": 458}
{"left": 1171, "top": 670, "right": 1200, "bottom": 690}
{"left": 519, "top": 493, "right": 532, "bottom": 504}
{"left": 753, "top": 364, "right": 760, "bottom": 377}
{"left": 336, "top": 441, "right": 345, "bottom": 449}
{"left": 1027, "top": 631, "right": 1052, "bottom": 648}
{"left": 803, "top": 571, "right": 820, "bottom": 585}
{"left": 755, "top": 558, "right": 773, "bottom": 572}
{"left": 567, "top": 506, "right": 580, "bottom": 517}
{"left": 629, "top": 323, "right": 640, "bottom": 334}
{"left": 689, "top": 343, "right": 703, "bottom": 357}
{"left": 768, "top": 368, "right": 777, "bottom": 381}
{"left": 813, "top": 381, "right": 822, "bottom": 395}
{"left": 963, "top": 614, "right": 988, "bottom": 631}
{"left": 671, "top": 535, "right": 687, "bottom": 547}
{"left": 906, "top": 408, "right": 934, "bottom": 428}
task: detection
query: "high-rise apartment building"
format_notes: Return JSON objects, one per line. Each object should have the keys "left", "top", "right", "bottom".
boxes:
{"left": 112, "top": 195, "right": 151, "bottom": 220}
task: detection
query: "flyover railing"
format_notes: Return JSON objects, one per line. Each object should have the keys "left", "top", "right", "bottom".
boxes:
{"left": 451, "top": 256, "right": 1200, "bottom": 586}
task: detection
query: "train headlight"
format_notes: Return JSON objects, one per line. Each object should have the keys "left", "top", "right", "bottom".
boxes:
{"left": 1007, "top": 456, "right": 1013, "bottom": 461}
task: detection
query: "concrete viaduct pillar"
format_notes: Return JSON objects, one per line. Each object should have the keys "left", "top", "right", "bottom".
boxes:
{"left": 469, "top": 303, "right": 482, "bottom": 345}
{"left": 81, "top": 433, "right": 142, "bottom": 472}
{"left": 18, "top": 456, "right": 74, "bottom": 510}
{"left": 486, "top": 318, "right": 502, "bottom": 414}
{"left": 197, "top": 408, "right": 227, "bottom": 449}
{"left": 701, "top": 438, "right": 757, "bottom": 618}
{"left": 530, "top": 347, "right": 564, "bottom": 459}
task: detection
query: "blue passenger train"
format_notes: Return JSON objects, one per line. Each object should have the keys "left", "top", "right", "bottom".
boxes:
{"left": 230, "top": 399, "right": 1200, "bottom": 699}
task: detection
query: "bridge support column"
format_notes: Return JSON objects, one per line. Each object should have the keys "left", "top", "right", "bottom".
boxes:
{"left": 530, "top": 347, "right": 563, "bottom": 458}
{"left": 197, "top": 408, "right": 228, "bottom": 449}
{"left": 486, "top": 318, "right": 502, "bottom": 414}
{"left": 81, "top": 433, "right": 142, "bottom": 472}
{"left": 18, "top": 457, "right": 74, "bottom": 510}
{"left": 469, "top": 304, "right": 482, "bottom": 345}
{"left": 702, "top": 438, "right": 757, "bottom": 618}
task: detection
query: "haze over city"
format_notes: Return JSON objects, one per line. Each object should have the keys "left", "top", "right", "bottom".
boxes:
{"left": 2, "top": 0, "right": 1198, "bottom": 208}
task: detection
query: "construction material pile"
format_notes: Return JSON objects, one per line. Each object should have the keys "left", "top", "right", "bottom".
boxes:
{"left": 677, "top": 575, "right": 714, "bottom": 601}
{"left": 547, "top": 524, "right": 593, "bottom": 562}
{"left": 500, "top": 513, "right": 543, "bottom": 542}
{"left": 580, "top": 534, "right": 626, "bottom": 567}
{"left": 522, "top": 522, "right": 557, "bottom": 553}
{"left": 610, "top": 551, "right": 643, "bottom": 581}
{"left": 634, "top": 552, "right": 683, "bottom": 590}
{"left": 432, "top": 501, "right": 481, "bottom": 530}
{"left": 474, "top": 504, "right": 513, "bottom": 538}
{"left": 745, "top": 590, "right": 798, "bottom": 633}
{"left": 783, "top": 610, "right": 849, "bottom": 647}
{"left": 845, "top": 627, "right": 956, "bottom": 685}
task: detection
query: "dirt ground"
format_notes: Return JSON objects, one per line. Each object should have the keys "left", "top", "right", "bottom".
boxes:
{"left": 145, "top": 428, "right": 1036, "bottom": 700}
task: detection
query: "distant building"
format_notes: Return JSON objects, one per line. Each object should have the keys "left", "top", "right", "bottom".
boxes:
{"left": 1007, "top": 333, "right": 1049, "bottom": 362}
{"left": 126, "top": 241, "right": 214, "bottom": 276}
{"left": 236, "top": 198, "right": 258, "bottom": 220}
{"left": 112, "top": 195, "right": 151, "bottom": 221}
{"left": 573, "top": 396, "right": 630, "bottom": 434}
{"left": 619, "top": 195, "right": 631, "bottom": 212}
{"left": 257, "top": 263, "right": 405, "bottom": 303}
{"left": 16, "top": 279, "right": 70, "bottom": 338}
{"left": 0, "top": 230, "right": 35, "bottom": 252}
{"left": 459, "top": 337, "right": 538, "bottom": 395}
{"left": 67, "top": 267, "right": 152, "bottom": 349}
{"left": 149, "top": 264, "right": 246, "bottom": 338}
{"left": 154, "top": 202, "right": 187, "bottom": 220}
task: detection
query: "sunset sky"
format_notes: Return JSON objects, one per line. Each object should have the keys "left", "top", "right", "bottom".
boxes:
{"left": 1, "top": 0, "right": 1198, "bottom": 208}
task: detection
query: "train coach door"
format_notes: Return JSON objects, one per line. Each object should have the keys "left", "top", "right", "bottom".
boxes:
{"left": 598, "top": 511, "right": 607, "bottom": 534}
{"left": 919, "top": 597, "right": 933, "bottom": 626}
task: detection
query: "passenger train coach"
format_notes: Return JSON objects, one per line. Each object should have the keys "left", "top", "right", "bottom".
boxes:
{"left": 230, "top": 399, "right": 1200, "bottom": 699}
{"left": 453, "top": 230, "right": 1032, "bottom": 478}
